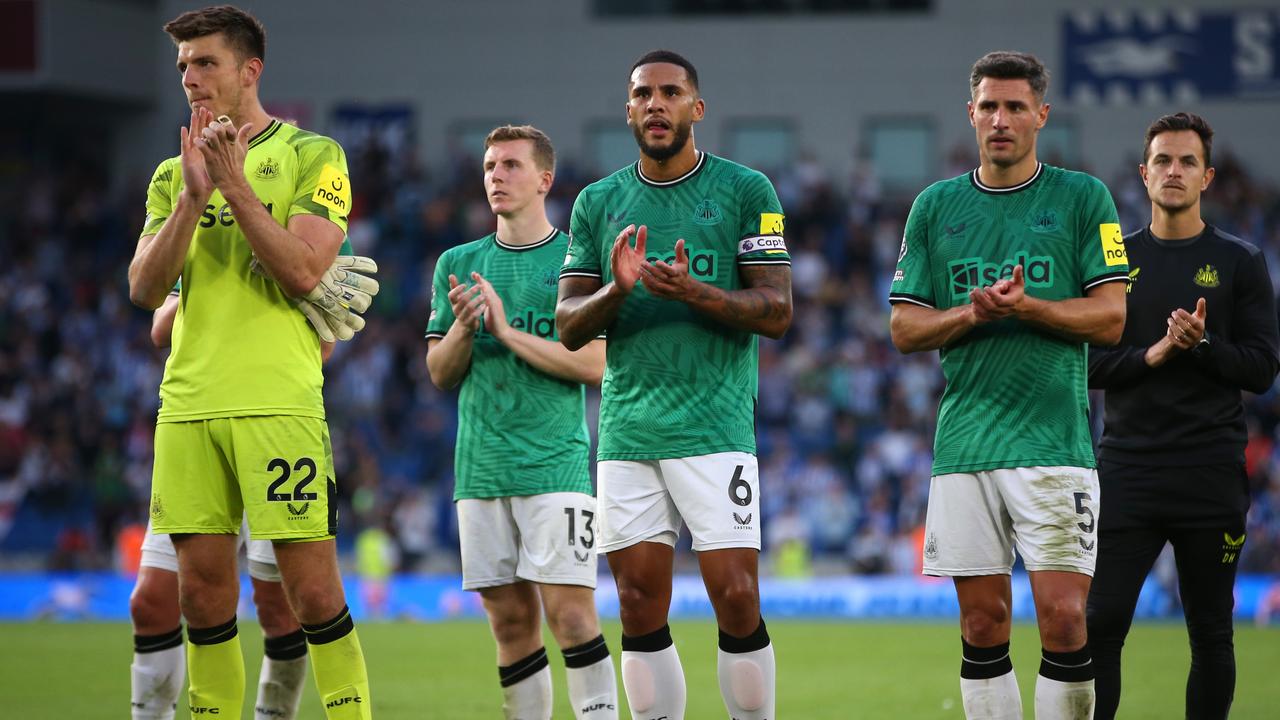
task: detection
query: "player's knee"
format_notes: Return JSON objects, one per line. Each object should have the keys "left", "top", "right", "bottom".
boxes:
{"left": 130, "top": 582, "right": 178, "bottom": 631}
{"left": 961, "top": 604, "right": 1010, "bottom": 646}
{"left": 285, "top": 582, "right": 344, "bottom": 626}
{"left": 253, "top": 583, "right": 297, "bottom": 637}
{"left": 1038, "top": 596, "right": 1087, "bottom": 648}
{"left": 545, "top": 601, "right": 598, "bottom": 643}
{"left": 708, "top": 582, "right": 760, "bottom": 634}
{"left": 490, "top": 605, "right": 540, "bottom": 647}
{"left": 616, "top": 582, "right": 664, "bottom": 615}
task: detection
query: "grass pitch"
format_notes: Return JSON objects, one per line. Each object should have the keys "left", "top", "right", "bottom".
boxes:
{"left": 3, "top": 620, "right": 1277, "bottom": 718}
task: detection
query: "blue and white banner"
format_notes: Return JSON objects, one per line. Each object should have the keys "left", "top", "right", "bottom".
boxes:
{"left": 1063, "top": 8, "right": 1280, "bottom": 104}
{"left": 1, "top": 573, "right": 1276, "bottom": 622}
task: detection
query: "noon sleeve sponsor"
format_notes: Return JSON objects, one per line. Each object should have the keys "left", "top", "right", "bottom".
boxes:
{"left": 1077, "top": 176, "right": 1126, "bottom": 291}
{"left": 290, "top": 139, "right": 352, "bottom": 232}
{"left": 311, "top": 164, "right": 351, "bottom": 216}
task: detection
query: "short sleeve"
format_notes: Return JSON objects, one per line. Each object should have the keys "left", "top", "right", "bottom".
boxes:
{"left": 289, "top": 137, "right": 352, "bottom": 234}
{"left": 141, "top": 160, "right": 176, "bottom": 239}
{"left": 889, "top": 189, "right": 936, "bottom": 308}
{"left": 561, "top": 191, "right": 603, "bottom": 280}
{"left": 736, "top": 171, "right": 790, "bottom": 266}
{"left": 425, "top": 252, "right": 455, "bottom": 340}
{"left": 1078, "top": 175, "right": 1128, "bottom": 292}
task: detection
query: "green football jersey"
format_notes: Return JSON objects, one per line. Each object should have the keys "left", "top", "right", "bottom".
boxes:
{"left": 890, "top": 163, "right": 1128, "bottom": 475}
{"left": 561, "top": 151, "right": 790, "bottom": 461}
{"left": 141, "top": 120, "right": 352, "bottom": 422}
{"left": 426, "top": 230, "right": 592, "bottom": 500}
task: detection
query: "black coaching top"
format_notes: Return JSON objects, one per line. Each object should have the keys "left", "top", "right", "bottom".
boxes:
{"left": 1089, "top": 224, "right": 1280, "bottom": 466}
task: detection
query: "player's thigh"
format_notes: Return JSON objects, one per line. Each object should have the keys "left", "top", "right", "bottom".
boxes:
{"left": 597, "top": 459, "right": 681, "bottom": 553}
{"left": 923, "top": 471, "right": 1014, "bottom": 576}
{"left": 139, "top": 520, "right": 180, "bottom": 574}
{"left": 151, "top": 420, "right": 240, "bottom": 534}
{"left": 999, "top": 466, "right": 1099, "bottom": 575}
{"left": 271, "top": 538, "right": 345, "bottom": 624}
{"left": 457, "top": 497, "right": 520, "bottom": 590}
{"left": 511, "top": 492, "right": 599, "bottom": 588}
{"left": 227, "top": 415, "right": 336, "bottom": 542}
{"left": 659, "top": 452, "right": 760, "bottom": 552}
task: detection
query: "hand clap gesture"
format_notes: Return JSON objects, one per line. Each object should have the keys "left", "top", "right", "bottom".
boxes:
{"left": 191, "top": 108, "right": 254, "bottom": 192}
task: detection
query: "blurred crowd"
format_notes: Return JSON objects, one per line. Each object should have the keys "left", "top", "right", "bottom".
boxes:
{"left": 2, "top": 133, "right": 1280, "bottom": 579}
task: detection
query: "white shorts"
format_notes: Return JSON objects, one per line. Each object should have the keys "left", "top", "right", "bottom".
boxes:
{"left": 922, "top": 465, "right": 1099, "bottom": 577}
{"left": 457, "top": 492, "right": 599, "bottom": 591}
{"left": 597, "top": 451, "right": 761, "bottom": 554}
{"left": 141, "top": 519, "right": 281, "bottom": 582}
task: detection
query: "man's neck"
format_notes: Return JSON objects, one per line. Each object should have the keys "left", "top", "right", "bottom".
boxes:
{"left": 496, "top": 207, "right": 554, "bottom": 246}
{"left": 1150, "top": 203, "right": 1206, "bottom": 241}
{"left": 977, "top": 153, "right": 1039, "bottom": 189}
{"left": 639, "top": 142, "right": 699, "bottom": 182}
{"left": 228, "top": 100, "right": 273, "bottom": 140}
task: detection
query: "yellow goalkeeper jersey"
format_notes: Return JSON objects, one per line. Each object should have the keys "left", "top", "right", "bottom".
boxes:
{"left": 140, "top": 119, "right": 351, "bottom": 422}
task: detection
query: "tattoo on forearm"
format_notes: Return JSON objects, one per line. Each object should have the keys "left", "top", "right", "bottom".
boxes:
{"left": 694, "top": 264, "right": 793, "bottom": 332}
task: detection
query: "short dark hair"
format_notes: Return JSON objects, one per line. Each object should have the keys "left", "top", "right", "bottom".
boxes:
{"left": 630, "top": 49, "right": 699, "bottom": 91}
{"left": 970, "top": 51, "right": 1049, "bottom": 102}
{"left": 485, "top": 125, "right": 556, "bottom": 173}
{"left": 164, "top": 5, "right": 266, "bottom": 63}
{"left": 1144, "top": 112, "right": 1214, "bottom": 167}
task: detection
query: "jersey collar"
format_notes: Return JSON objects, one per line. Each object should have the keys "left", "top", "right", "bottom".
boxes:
{"left": 970, "top": 162, "right": 1043, "bottom": 195}
{"left": 494, "top": 227, "right": 558, "bottom": 252}
{"left": 247, "top": 119, "right": 282, "bottom": 150}
{"left": 635, "top": 151, "right": 707, "bottom": 188}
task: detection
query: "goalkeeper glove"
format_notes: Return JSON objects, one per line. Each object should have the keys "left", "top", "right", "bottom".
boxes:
{"left": 295, "top": 255, "right": 380, "bottom": 342}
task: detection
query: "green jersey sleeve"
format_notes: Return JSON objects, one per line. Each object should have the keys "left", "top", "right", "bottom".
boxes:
{"left": 1078, "top": 175, "right": 1128, "bottom": 291}
{"left": 561, "top": 191, "right": 603, "bottom": 280}
{"left": 425, "top": 251, "right": 456, "bottom": 339}
{"left": 289, "top": 138, "right": 352, "bottom": 234}
{"left": 889, "top": 187, "right": 936, "bottom": 308}
{"left": 735, "top": 171, "right": 790, "bottom": 266}
{"left": 141, "top": 160, "right": 177, "bottom": 238}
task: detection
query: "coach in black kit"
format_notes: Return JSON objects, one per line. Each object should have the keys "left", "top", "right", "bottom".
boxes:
{"left": 1086, "top": 112, "right": 1280, "bottom": 720}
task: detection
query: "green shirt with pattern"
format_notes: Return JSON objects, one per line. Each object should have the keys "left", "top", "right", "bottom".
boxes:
{"left": 426, "top": 230, "right": 593, "bottom": 500}
{"left": 561, "top": 152, "right": 790, "bottom": 461}
{"left": 890, "top": 163, "right": 1128, "bottom": 475}
{"left": 141, "top": 120, "right": 351, "bottom": 423}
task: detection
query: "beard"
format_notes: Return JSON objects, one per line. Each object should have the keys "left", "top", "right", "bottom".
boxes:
{"left": 633, "top": 119, "right": 692, "bottom": 162}
{"left": 1151, "top": 193, "right": 1198, "bottom": 214}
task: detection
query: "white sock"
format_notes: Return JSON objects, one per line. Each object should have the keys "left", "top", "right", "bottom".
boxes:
{"left": 1034, "top": 676, "right": 1095, "bottom": 720}
{"left": 131, "top": 628, "right": 185, "bottom": 720}
{"left": 563, "top": 635, "right": 618, "bottom": 719}
{"left": 716, "top": 621, "right": 776, "bottom": 720}
{"left": 621, "top": 626, "right": 685, "bottom": 720}
{"left": 254, "top": 655, "right": 308, "bottom": 719}
{"left": 960, "top": 672, "right": 1023, "bottom": 720}
{"left": 500, "top": 647, "right": 553, "bottom": 720}
{"left": 960, "top": 639, "right": 1021, "bottom": 720}
{"left": 1035, "top": 645, "right": 1095, "bottom": 720}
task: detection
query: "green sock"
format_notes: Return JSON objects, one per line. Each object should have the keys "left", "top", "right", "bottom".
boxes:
{"left": 303, "top": 606, "right": 372, "bottom": 719}
{"left": 187, "top": 616, "right": 245, "bottom": 719}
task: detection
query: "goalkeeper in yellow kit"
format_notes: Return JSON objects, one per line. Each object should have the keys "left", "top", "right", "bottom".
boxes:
{"left": 127, "top": 6, "right": 375, "bottom": 718}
